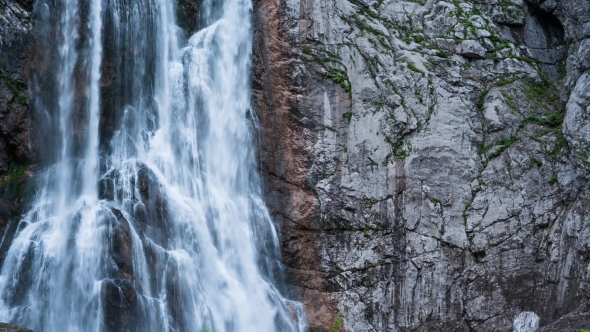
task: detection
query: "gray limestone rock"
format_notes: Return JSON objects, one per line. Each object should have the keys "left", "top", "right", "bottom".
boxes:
{"left": 252, "top": 0, "right": 590, "bottom": 330}
{"left": 0, "top": 0, "right": 32, "bottom": 47}
{"left": 513, "top": 312, "right": 540, "bottom": 332}
{"left": 456, "top": 40, "right": 488, "bottom": 59}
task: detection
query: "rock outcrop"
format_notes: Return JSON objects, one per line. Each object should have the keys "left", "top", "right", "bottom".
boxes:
{"left": 0, "top": 322, "right": 32, "bottom": 332}
{"left": 0, "top": 0, "right": 37, "bottom": 281}
{"left": 0, "top": 0, "right": 35, "bottom": 172}
{"left": 252, "top": 0, "right": 590, "bottom": 330}
{"left": 514, "top": 312, "right": 541, "bottom": 332}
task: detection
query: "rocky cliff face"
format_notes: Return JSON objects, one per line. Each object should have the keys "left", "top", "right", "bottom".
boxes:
{"left": 0, "top": 0, "right": 34, "bottom": 170}
{"left": 0, "top": 0, "right": 37, "bottom": 270}
{"left": 252, "top": 0, "right": 590, "bottom": 330}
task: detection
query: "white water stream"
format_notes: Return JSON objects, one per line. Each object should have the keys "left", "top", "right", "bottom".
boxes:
{"left": 0, "top": 0, "right": 306, "bottom": 331}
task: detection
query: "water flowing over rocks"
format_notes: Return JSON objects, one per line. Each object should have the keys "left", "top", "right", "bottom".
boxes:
{"left": 0, "top": 0, "right": 306, "bottom": 331}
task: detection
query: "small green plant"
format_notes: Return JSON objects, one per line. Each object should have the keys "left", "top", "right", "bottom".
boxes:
{"left": 325, "top": 125, "right": 337, "bottom": 132}
{"left": 355, "top": 19, "right": 385, "bottom": 36}
{"left": 10, "top": 165, "right": 27, "bottom": 181}
{"left": 557, "top": 59, "right": 567, "bottom": 78}
{"left": 549, "top": 173, "right": 558, "bottom": 185}
{"left": 333, "top": 313, "right": 345, "bottom": 332}
{"left": 577, "top": 330, "right": 589, "bottom": 332}
{"left": 476, "top": 89, "right": 489, "bottom": 110}
{"left": 330, "top": 74, "right": 351, "bottom": 93}
{"left": 527, "top": 81, "right": 546, "bottom": 95}
{"left": 487, "top": 135, "right": 518, "bottom": 159}
{"left": 342, "top": 111, "right": 352, "bottom": 120}
{"left": 384, "top": 135, "right": 409, "bottom": 159}
{"left": 332, "top": 75, "right": 344, "bottom": 84}
{"left": 435, "top": 50, "right": 447, "bottom": 58}
{"left": 429, "top": 197, "right": 441, "bottom": 205}
{"left": 342, "top": 81, "right": 351, "bottom": 93}
{"left": 406, "top": 61, "right": 423, "bottom": 74}
{"left": 544, "top": 112, "right": 564, "bottom": 127}
{"left": 368, "top": 197, "right": 379, "bottom": 208}
{"left": 530, "top": 156, "right": 543, "bottom": 167}
{"left": 200, "top": 328, "right": 216, "bottom": 332}
{"left": 497, "top": 77, "right": 517, "bottom": 86}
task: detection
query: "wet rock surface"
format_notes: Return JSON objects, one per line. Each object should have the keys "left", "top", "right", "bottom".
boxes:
{"left": 0, "top": 166, "right": 36, "bottom": 264}
{"left": 176, "top": 0, "right": 203, "bottom": 35}
{"left": 0, "top": 322, "right": 32, "bottom": 332}
{"left": 98, "top": 161, "right": 182, "bottom": 331}
{"left": 0, "top": 0, "right": 35, "bottom": 173}
{"left": 0, "top": 0, "right": 41, "bottom": 259}
{"left": 252, "top": 0, "right": 590, "bottom": 330}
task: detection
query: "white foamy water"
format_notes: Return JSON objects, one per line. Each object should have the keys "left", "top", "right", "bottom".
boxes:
{"left": 0, "top": 0, "right": 307, "bottom": 331}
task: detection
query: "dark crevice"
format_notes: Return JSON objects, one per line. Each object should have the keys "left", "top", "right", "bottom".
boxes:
{"left": 528, "top": 4, "right": 565, "bottom": 48}
{"left": 471, "top": 249, "right": 487, "bottom": 263}
{"left": 508, "top": 4, "right": 565, "bottom": 49}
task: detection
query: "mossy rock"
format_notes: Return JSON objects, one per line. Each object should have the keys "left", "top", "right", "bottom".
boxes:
{"left": 0, "top": 166, "right": 37, "bottom": 265}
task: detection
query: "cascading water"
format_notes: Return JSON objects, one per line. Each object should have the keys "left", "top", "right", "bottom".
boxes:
{"left": 0, "top": 0, "right": 307, "bottom": 331}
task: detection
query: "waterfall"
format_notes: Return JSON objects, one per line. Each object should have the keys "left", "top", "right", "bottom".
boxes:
{"left": 0, "top": 0, "right": 307, "bottom": 331}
